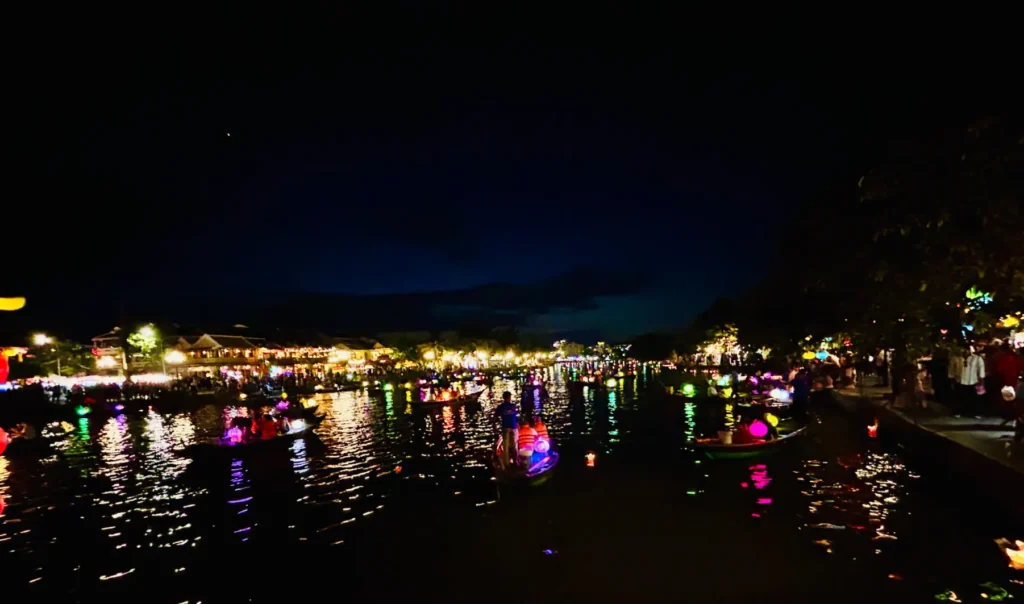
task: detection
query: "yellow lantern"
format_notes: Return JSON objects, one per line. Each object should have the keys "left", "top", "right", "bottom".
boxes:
{"left": 801, "top": 351, "right": 816, "bottom": 360}
{"left": 0, "top": 297, "right": 26, "bottom": 311}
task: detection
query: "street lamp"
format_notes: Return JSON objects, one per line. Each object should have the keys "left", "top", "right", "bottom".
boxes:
{"left": 164, "top": 349, "right": 186, "bottom": 365}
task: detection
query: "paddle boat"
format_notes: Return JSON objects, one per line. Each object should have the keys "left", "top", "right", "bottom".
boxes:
{"left": 490, "top": 435, "right": 559, "bottom": 486}
{"left": 411, "top": 389, "right": 485, "bottom": 407}
{"left": 693, "top": 425, "right": 808, "bottom": 460}
{"left": 182, "top": 414, "right": 324, "bottom": 459}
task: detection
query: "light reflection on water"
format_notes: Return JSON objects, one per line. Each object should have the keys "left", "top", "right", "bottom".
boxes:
{"left": 0, "top": 369, "right": 1018, "bottom": 598}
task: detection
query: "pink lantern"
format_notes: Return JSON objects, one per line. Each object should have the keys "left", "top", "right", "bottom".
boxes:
{"left": 749, "top": 419, "right": 768, "bottom": 439}
{"left": 534, "top": 438, "right": 550, "bottom": 453}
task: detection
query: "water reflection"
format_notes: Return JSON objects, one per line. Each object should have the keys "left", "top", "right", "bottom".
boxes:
{"left": 0, "top": 370, "right": 1018, "bottom": 598}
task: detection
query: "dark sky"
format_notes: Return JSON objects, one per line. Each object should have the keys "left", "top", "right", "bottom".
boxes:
{"left": 5, "top": 10, "right": 1017, "bottom": 342}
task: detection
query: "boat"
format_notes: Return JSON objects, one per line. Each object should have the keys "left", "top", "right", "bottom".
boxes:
{"left": 181, "top": 414, "right": 324, "bottom": 458}
{"left": 410, "top": 389, "right": 485, "bottom": 407}
{"left": 693, "top": 425, "right": 808, "bottom": 460}
{"left": 490, "top": 436, "right": 560, "bottom": 486}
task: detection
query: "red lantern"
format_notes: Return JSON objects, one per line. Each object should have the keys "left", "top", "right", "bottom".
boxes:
{"left": 0, "top": 355, "right": 9, "bottom": 383}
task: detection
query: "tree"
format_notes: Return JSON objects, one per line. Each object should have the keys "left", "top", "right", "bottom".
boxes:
{"left": 29, "top": 337, "right": 94, "bottom": 376}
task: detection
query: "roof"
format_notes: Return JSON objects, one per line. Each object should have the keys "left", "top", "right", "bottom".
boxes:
{"left": 334, "top": 337, "right": 385, "bottom": 351}
{"left": 180, "top": 334, "right": 262, "bottom": 350}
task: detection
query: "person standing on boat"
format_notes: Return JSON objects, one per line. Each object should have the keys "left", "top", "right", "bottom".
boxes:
{"left": 790, "top": 369, "right": 810, "bottom": 417}
{"left": 496, "top": 391, "right": 518, "bottom": 466}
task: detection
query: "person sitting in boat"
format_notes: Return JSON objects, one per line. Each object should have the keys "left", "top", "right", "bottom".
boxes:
{"left": 256, "top": 414, "right": 279, "bottom": 440}
{"left": 517, "top": 419, "right": 538, "bottom": 469}
{"left": 530, "top": 416, "right": 551, "bottom": 464}
{"left": 9, "top": 422, "right": 37, "bottom": 441}
{"left": 496, "top": 391, "right": 518, "bottom": 467}
{"left": 732, "top": 417, "right": 755, "bottom": 445}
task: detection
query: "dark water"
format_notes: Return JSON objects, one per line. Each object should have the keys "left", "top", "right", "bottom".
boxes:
{"left": 2, "top": 368, "right": 1020, "bottom": 602}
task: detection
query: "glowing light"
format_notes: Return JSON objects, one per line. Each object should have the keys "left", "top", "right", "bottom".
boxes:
{"left": 281, "top": 391, "right": 288, "bottom": 400}
{"left": 769, "top": 388, "right": 791, "bottom": 402}
{"left": 682, "top": 383, "right": 696, "bottom": 398}
{"left": 606, "top": 378, "right": 618, "bottom": 388}
{"left": 720, "top": 387, "right": 733, "bottom": 398}
{"left": 384, "top": 383, "right": 394, "bottom": 391}
{"left": 998, "top": 315, "right": 1020, "bottom": 328}
{"left": 289, "top": 419, "right": 306, "bottom": 432}
{"left": 996, "top": 539, "right": 1024, "bottom": 570}
{"left": 32, "top": 333, "right": 52, "bottom": 346}
{"left": 113, "top": 404, "right": 125, "bottom": 412}
{"left": 765, "top": 413, "right": 779, "bottom": 427}
{"left": 276, "top": 401, "right": 289, "bottom": 411}
{"left": 801, "top": 351, "right": 816, "bottom": 360}
{"left": 422, "top": 350, "right": 435, "bottom": 361}
{"left": 749, "top": 419, "right": 768, "bottom": 438}
{"left": 75, "top": 405, "right": 91, "bottom": 416}
{"left": 163, "top": 349, "right": 186, "bottom": 364}
{"left": 504, "top": 351, "right": 515, "bottom": 360}
{"left": 867, "top": 419, "right": 879, "bottom": 438}
{"left": 96, "top": 356, "right": 119, "bottom": 369}
{"left": 585, "top": 451, "right": 596, "bottom": 467}
{"left": 535, "top": 438, "right": 550, "bottom": 453}
{"left": 815, "top": 351, "right": 828, "bottom": 361}
{"left": 716, "top": 375, "right": 731, "bottom": 386}
{"left": 0, "top": 297, "right": 27, "bottom": 311}
{"left": 238, "top": 393, "right": 247, "bottom": 401}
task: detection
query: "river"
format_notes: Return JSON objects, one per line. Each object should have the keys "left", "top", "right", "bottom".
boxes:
{"left": 1, "top": 366, "right": 1020, "bottom": 601}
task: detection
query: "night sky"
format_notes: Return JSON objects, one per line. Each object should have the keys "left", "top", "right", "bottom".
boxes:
{"left": 5, "top": 11, "right": 1016, "bottom": 341}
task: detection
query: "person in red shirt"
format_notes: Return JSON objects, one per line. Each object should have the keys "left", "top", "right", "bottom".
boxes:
{"left": 256, "top": 414, "right": 279, "bottom": 440}
{"left": 995, "top": 343, "right": 1021, "bottom": 391}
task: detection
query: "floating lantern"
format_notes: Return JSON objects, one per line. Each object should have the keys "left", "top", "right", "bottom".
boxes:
{"left": 749, "top": 419, "right": 768, "bottom": 439}
{"left": 682, "top": 383, "right": 696, "bottom": 398}
{"left": 867, "top": 419, "right": 879, "bottom": 438}
{"left": 384, "top": 383, "right": 394, "bottom": 391}
{"left": 815, "top": 351, "right": 828, "bottom": 361}
{"left": 765, "top": 413, "right": 779, "bottom": 427}
{"left": 0, "top": 297, "right": 26, "bottom": 311}
{"left": 0, "top": 428, "right": 7, "bottom": 455}
{"left": 769, "top": 388, "right": 791, "bottom": 402}
{"left": 75, "top": 405, "right": 91, "bottom": 416}
{"left": 535, "top": 438, "right": 550, "bottom": 454}
{"left": 801, "top": 351, "right": 816, "bottom": 360}
{"left": 0, "top": 356, "right": 7, "bottom": 383}
{"left": 276, "top": 401, "right": 290, "bottom": 411}
{"left": 585, "top": 451, "right": 596, "bottom": 467}
{"left": 606, "top": 378, "right": 617, "bottom": 388}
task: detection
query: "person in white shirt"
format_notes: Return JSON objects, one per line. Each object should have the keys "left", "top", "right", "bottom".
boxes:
{"left": 949, "top": 347, "right": 985, "bottom": 416}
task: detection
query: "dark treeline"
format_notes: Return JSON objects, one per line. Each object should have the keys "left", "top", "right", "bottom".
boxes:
{"left": 631, "top": 116, "right": 1024, "bottom": 366}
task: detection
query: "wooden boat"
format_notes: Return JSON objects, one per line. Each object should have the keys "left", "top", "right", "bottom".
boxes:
{"left": 410, "top": 389, "right": 485, "bottom": 407}
{"left": 182, "top": 414, "right": 324, "bottom": 458}
{"left": 693, "top": 425, "right": 808, "bottom": 460}
{"left": 1, "top": 437, "right": 54, "bottom": 458}
{"left": 491, "top": 436, "right": 560, "bottom": 486}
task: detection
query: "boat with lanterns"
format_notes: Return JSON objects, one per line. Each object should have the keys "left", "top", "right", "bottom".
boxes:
{"left": 490, "top": 435, "right": 560, "bottom": 486}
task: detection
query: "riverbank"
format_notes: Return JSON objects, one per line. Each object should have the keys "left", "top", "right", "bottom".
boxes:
{"left": 831, "top": 384, "right": 1024, "bottom": 516}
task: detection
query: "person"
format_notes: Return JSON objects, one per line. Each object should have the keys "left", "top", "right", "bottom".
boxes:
{"left": 9, "top": 422, "right": 37, "bottom": 440}
{"left": 256, "top": 414, "right": 278, "bottom": 440}
{"left": 275, "top": 414, "right": 292, "bottom": 434}
{"left": 495, "top": 391, "right": 518, "bottom": 466}
{"left": 531, "top": 415, "right": 549, "bottom": 441}
{"left": 995, "top": 343, "right": 1021, "bottom": 393}
{"left": 952, "top": 347, "right": 985, "bottom": 417}
{"left": 732, "top": 418, "right": 754, "bottom": 445}
{"left": 790, "top": 369, "right": 810, "bottom": 417}
{"left": 517, "top": 419, "right": 537, "bottom": 469}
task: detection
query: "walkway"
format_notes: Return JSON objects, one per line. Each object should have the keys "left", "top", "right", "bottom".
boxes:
{"left": 834, "top": 383, "right": 1024, "bottom": 477}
